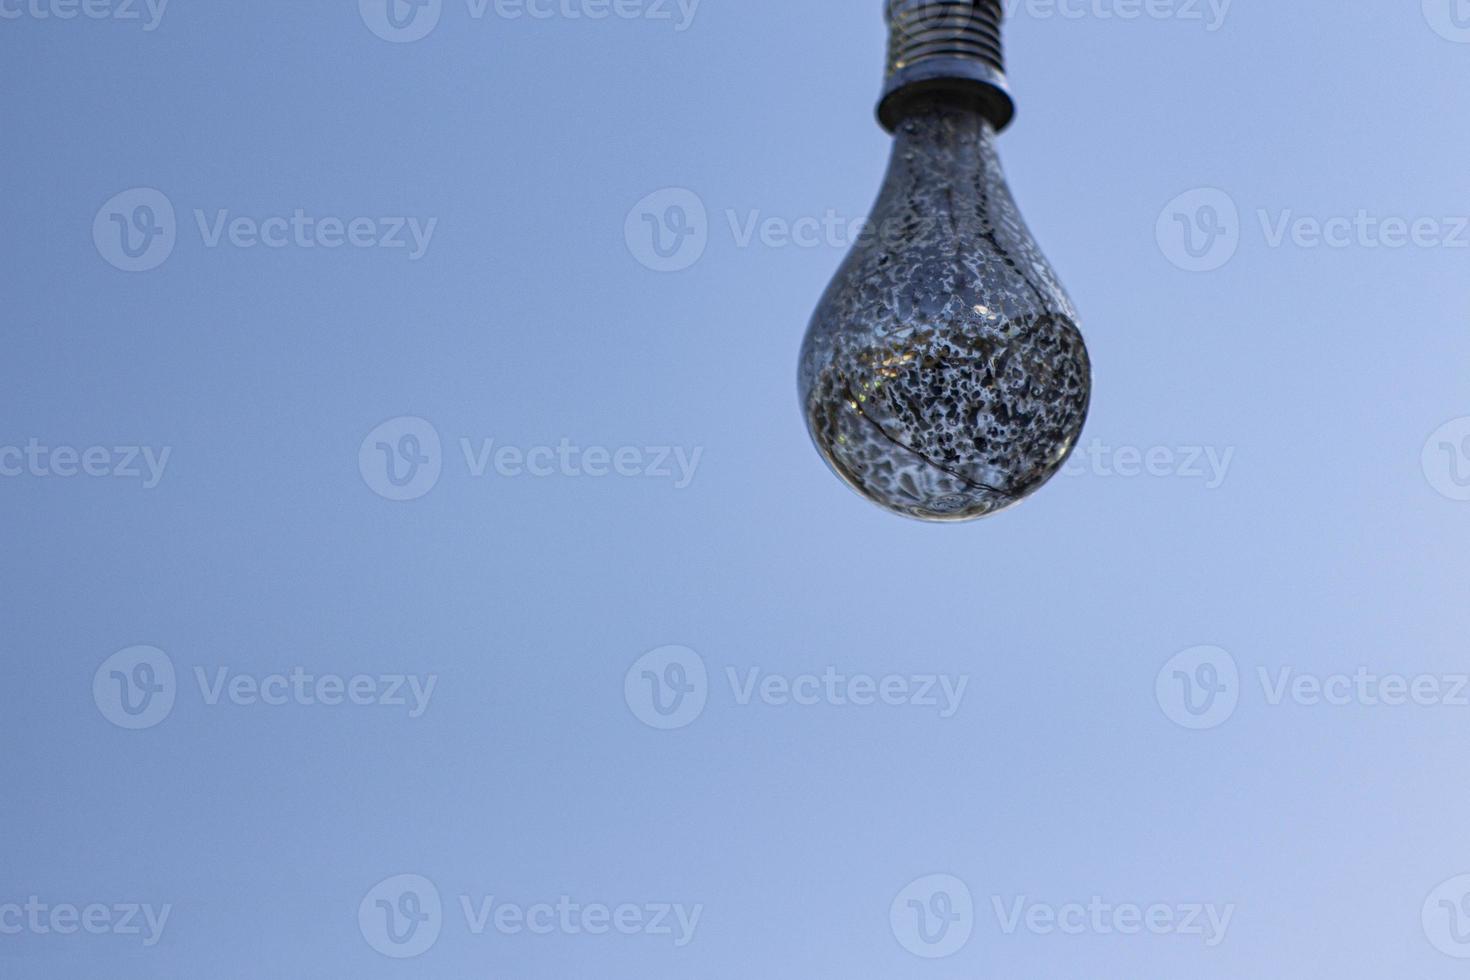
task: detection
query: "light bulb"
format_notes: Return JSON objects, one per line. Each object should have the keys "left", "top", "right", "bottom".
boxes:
{"left": 799, "top": 0, "right": 1091, "bottom": 522}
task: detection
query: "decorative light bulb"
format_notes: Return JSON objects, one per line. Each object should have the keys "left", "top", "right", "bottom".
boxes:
{"left": 799, "top": 0, "right": 1091, "bottom": 522}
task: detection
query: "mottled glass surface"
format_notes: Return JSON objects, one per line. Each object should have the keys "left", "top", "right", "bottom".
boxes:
{"left": 800, "top": 103, "right": 1091, "bottom": 521}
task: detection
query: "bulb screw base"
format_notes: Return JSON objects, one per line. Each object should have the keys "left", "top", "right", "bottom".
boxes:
{"left": 878, "top": 0, "right": 1016, "bottom": 133}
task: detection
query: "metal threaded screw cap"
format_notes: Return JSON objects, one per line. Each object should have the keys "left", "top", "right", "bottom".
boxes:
{"left": 878, "top": 0, "right": 1016, "bottom": 132}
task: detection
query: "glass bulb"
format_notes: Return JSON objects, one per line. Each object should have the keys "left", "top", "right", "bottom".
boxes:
{"left": 799, "top": 100, "right": 1091, "bottom": 522}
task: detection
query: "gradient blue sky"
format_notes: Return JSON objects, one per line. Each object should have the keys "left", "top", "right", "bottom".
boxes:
{"left": 4, "top": 2, "right": 1470, "bottom": 978}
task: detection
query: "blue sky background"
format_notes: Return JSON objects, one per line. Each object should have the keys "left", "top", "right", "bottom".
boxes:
{"left": 3, "top": 1, "right": 1470, "bottom": 977}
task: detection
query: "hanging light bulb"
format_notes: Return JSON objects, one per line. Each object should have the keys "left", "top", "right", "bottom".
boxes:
{"left": 800, "top": 0, "right": 1091, "bottom": 522}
